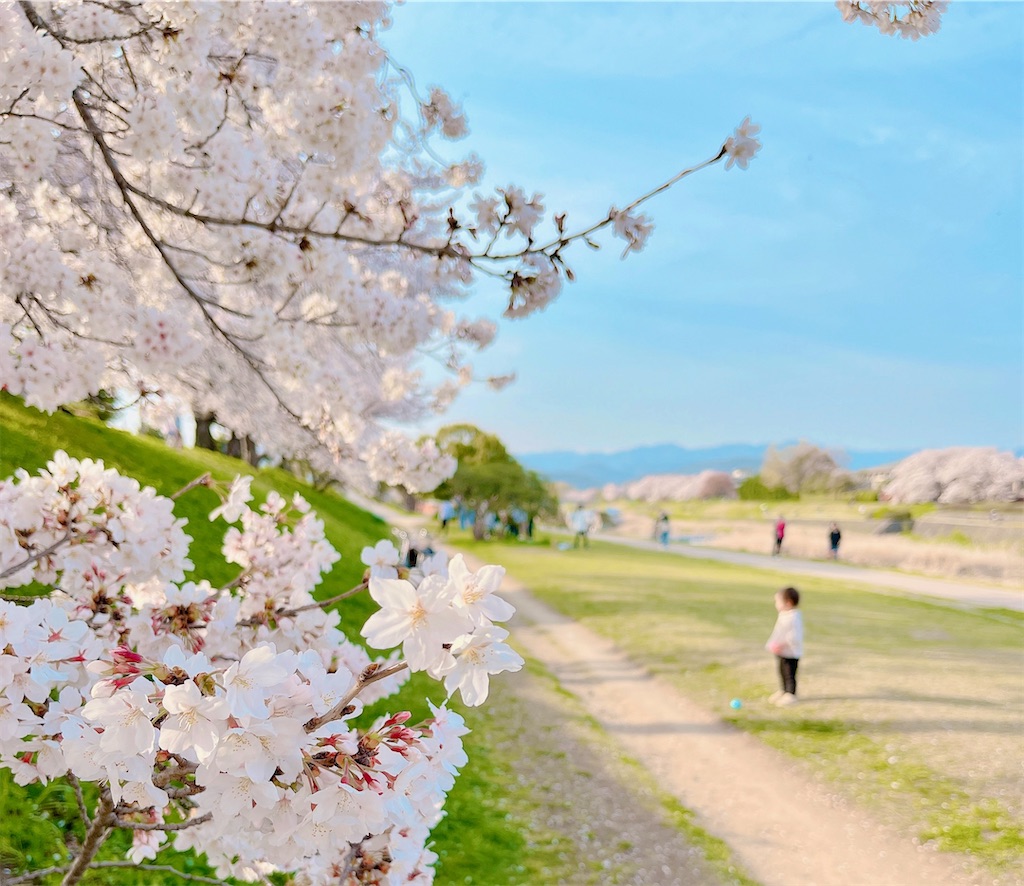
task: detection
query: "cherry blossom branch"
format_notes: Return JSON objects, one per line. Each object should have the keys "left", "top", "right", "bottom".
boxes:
{"left": 42, "top": 65, "right": 334, "bottom": 451}
{"left": 303, "top": 661, "right": 409, "bottom": 733}
{"left": 8, "top": 862, "right": 232, "bottom": 886}
{"left": 170, "top": 473, "right": 213, "bottom": 501}
{"left": 23, "top": 1, "right": 732, "bottom": 276}
{"left": 113, "top": 813, "right": 212, "bottom": 831}
{"left": 288, "top": 580, "right": 370, "bottom": 615}
{"left": 234, "top": 579, "right": 369, "bottom": 627}
{"left": 485, "top": 146, "right": 727, "bottom": 262}
{"left": 87, "top": 864, "right": 233, "bottom": 886}
{"left": 65, "top": 771, "right": 90, "bottom": 829}
{"left": 59, "top": 790, "right": 114, "bottom": 886}
{"left": 0, "top": 531, "right": 73, "bottom": 580}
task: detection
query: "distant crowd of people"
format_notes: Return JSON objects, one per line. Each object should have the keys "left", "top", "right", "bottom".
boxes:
{"left": 436, "top": 497, "right": 534, "bottom": 539}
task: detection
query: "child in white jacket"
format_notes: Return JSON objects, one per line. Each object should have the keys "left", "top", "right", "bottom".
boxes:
{"left": 766, "top": 586, "right": 803, "bottom": 706}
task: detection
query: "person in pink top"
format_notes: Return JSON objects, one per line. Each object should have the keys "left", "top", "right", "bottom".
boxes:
{"left": 772, "top": 516, "right": 786, "bottom": 556}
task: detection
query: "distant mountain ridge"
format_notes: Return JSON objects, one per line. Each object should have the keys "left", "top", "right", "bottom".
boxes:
{"left": 518, "top": 443, "right": 915, "bottom": 489}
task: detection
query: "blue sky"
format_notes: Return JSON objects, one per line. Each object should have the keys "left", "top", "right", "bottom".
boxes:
{"left": 382, "top": 1, "right": 1023, "bottom": 455}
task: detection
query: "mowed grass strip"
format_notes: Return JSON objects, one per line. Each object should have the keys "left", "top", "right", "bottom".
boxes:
{"left": 450, "top": 532, "right": 1024, "bottom": 876}
{"left": 0, "top": 396, "right": 597, "bottom": 885}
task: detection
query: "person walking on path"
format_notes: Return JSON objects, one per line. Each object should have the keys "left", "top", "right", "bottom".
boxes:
{"left": 828, "top": 522, "right": 842, "bottom": 560}
{"left": 766, "top": 586, "right": 803, "bottom": 706}
{"left": 655, "top": 512, "right": 671, "bottom": 548}
{"left": 571, "top": 504, "right": 592, "bottom": 549}
{"left": 772, "top": 516, "right": 786, "bottom": 556}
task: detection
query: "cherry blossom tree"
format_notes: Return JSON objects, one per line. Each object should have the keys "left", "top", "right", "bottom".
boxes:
{"left": 600, "top": 470, "right": 738, "bottom": 503}
{"left": 0, "top": 455, "right": 524, "bottom": 885}
{"left": 761, "top": 442, "right": 848, "bottom": 495}
{"left": 0, "top": 1, "right": 947, "bottom": 883}
{"left": 0, "top": 0, "right": 762, "bottom": 492}
{"left": 882, "top": 448, "right": 1024, "bottom": 504}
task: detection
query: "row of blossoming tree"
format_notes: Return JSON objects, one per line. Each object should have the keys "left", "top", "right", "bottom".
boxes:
{"left": 0, "top": 1, "right": 944, "bottom": 884}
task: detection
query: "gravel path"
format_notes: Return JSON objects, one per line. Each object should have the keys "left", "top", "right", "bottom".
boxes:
{"left": 471, "top": 660, "right": 724, "bottom": 885}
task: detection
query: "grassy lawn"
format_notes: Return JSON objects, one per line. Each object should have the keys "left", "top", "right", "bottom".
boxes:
{"left": 449, "top": 531, "right": 1024, "bottom": 877}
{"left": 0, "top": 396, "right": 608, "bottom": 885}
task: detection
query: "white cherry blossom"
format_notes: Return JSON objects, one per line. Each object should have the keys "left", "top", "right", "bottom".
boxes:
{"left": 80, "top": 678, "right": 158, "bottom": 757}
{"left": 222, "top": 646, "right": 292, "bottom": 719}
{"left": 444, "top": 626, "right": 525, "bottom": 706}
{"left": 448, "top": 555, "right": 515, "bottom": 626}
{"left": 724, "top": 116, "right": 763, "bottom": 171}
{"left": 360, "top": 538, "right": 401, "bottom": 579}
{"left": 158, "top": 681, "right": 229, "bottom": 764}
{"left": 362, "top": 575, "right": 472, "bottom": 672}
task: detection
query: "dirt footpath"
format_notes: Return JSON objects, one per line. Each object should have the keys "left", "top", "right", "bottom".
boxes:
{"left": 496, "top": 570, "right": 992, "bottom": 886}
{"left": 464, "top": 661, "right": 722, "bottom": 885}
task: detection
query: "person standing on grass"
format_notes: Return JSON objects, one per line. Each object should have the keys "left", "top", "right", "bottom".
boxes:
{"left": 766, "top": 586, "right": 803, "bottom": 706}
{"left": 571, "top": 504, "right": 592, "bottom": 549}
{"left": 829, "top": 522, "right": 842, "bottom": 559}
{"left": 773, "top": 516, "right": 786, "bottom": 556}
{"left": 655, "top": 512, "right": 671, "bottom": 548}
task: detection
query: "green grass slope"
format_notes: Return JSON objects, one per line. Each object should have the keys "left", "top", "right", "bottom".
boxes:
{"left": 0, "top": 395, "right": 547, "bottom": 885}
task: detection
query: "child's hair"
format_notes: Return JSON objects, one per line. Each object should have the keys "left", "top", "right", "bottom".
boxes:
{"left": 780, "top": 586, "right": 800, "bottom": 607}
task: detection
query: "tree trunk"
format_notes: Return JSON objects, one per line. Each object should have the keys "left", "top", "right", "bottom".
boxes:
{"left": 195, "top": 412, "right": 217, "bottom": 451}
{"left": 243, "top": 435, "right": 259, "bottom": 467}
{"left": 473, "top": 509, "right": 488, "bottom": 541}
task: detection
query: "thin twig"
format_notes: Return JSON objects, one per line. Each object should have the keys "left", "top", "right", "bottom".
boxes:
{"left": 112, "top": 812, "right": 212, "bottom": 831}
{"left": 65, "top": 771, "right": 90, "bottom": 829}
{"left": 170, "top": 472, "right": 212, "bottom": 500}
{"left": 304, "top": 661, "right": 408, "bottom": 733}
{"left": 0, "top": 531, "right": 73, "bottom": 580}
{"left": 7, "top": 865, "right": 68, "bottom": 885}
{"left": 92, "top": 862, "right": 231, "bottom": 886}
{"left": 235, "top": 580, "right": 369, "bottom": 627}
{"left": 486, "top": 148, "right": 728, "bottom": 261}
{"left": 291, "top": 580, "right": 369, "bottom": 613}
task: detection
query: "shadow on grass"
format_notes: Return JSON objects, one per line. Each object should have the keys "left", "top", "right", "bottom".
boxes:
{"left": 734, "top": 716, "right": 1022, "bottom": 735}
{"left": 602, "top": 721, "right": 736, "bottom": 736}
{"left": 806, "top": 692, "right": 1005, "bottom": 708}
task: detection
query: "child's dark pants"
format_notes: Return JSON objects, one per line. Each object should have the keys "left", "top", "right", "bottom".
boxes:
{"left": 777, "top": 656, "right": 799, "bottom": 695}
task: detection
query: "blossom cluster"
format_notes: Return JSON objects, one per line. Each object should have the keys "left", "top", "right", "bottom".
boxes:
{"left": 0, "top": 453, "right": 522, "bottom": 884}
{"left": 364, "top": 433, "right": 459, "bottom": 494}
{"left": 836, "top": 0, "right": 947, "bottom": 39}
{"left": 362, "top": 551, "right": 522, "bottom": 707}
{"left": 724, "top": 117, "right": 762, "bottom": 171}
